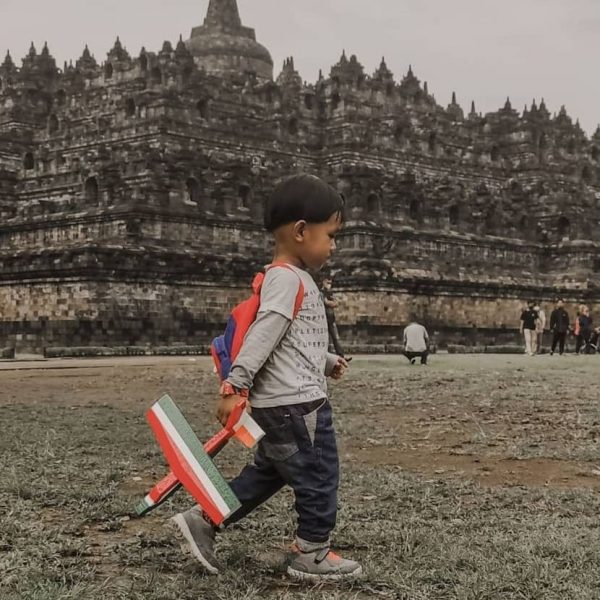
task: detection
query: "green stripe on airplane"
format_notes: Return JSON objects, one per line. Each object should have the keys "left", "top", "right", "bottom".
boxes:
{"left": 156, "top": 395, "right": 241, "bottom": 513}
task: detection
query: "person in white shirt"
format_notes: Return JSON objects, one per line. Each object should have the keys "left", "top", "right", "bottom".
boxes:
{"left": 403, "top": 321, "right": 430, "bottom": 365}
{"left": 534, "top": 304, "right": 546, "bottom": 354}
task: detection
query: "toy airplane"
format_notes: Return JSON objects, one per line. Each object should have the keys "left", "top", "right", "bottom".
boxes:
{"left": 135, "top": 394, "right": 264, "bottom": 525}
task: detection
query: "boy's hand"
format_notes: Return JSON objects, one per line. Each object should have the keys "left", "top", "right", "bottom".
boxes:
{"left": 330, "top": 357, "right": 349, "bottom": 380}
{"left": 216, "top": 394, "right": 247, "bottom": 427}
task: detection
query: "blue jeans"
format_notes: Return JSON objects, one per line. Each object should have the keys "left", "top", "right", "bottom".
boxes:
{"left": 224, "top": 398, "right": 339, "bottom": 544}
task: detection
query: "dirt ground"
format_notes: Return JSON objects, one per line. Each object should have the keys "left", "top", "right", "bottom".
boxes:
{"left": 1, "top": 354, "right": 600, "bottom": 599}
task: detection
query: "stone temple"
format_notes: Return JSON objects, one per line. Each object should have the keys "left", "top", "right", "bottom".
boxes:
{"left": 0, "top": 0, "right": 598, "bottom": 353}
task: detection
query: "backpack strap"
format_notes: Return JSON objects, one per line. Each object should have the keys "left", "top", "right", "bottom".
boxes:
{"left": 265, "top": 262, "right": 305, "bottom": 319}
{"left": 251, "top": 272, "right": 265, "bottom": 295}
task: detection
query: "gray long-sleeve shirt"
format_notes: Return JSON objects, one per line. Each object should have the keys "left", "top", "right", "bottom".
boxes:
{"left": 226, "top": 265, "right": 338, "bottom": 408}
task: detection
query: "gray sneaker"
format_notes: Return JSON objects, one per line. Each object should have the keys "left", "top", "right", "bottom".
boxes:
{"left": 170, "top": 507, "right": 220, "bottom": 574}
{"left": 287, "top": 545, "right": 363, "bottom": 582}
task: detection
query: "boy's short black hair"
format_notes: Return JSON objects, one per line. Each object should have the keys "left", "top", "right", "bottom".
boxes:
{"left": 264, "top": 174, "right": 345, "bottom": 232}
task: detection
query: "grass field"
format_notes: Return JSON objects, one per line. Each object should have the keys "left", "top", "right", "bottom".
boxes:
{"left": 1, "top": 354, "right": 599, "bottom": 599}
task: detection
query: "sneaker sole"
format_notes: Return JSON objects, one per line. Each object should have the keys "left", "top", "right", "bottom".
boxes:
{"left": 287, "top": 565, "right": 363, "bottom": 582}
{"left": 170, "top": 514, "right": 219, "bottom": 575}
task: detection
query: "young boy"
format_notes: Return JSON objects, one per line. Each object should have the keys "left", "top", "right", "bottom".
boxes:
{"left": 171, "top": 174, "right": 362, "bottom": 582}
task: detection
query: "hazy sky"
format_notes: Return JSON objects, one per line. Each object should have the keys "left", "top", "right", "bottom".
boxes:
{"left": 1, "top": 0, "right": 598, "bottom": 134}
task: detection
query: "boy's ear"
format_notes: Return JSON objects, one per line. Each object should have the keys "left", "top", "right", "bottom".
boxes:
{"left": 292, "top": 220, "right": 307, "bottom": 242}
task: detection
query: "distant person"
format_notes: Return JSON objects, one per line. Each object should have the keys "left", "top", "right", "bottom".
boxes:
{"left": 534, "top": 304, "right": 546, "bottom": 354}
{"left": 519, "top": 301, "right": 539, "bottom": 356}
{"left": 549, "top": 299, "right": 570, "bottom": 356}
{"left": 321, "top": 277, "right": 345, "bottom": 357}
{"left": 575, "top": 305, "right": 593, "bottom": 354}
{"left": 573, "top": 306, "right": 582, "bottom": 348}
{"left": 403, "top": 321, "right": 430, "bottom": 365}
{"left": 589, "top": 326, "right": 600, "bottom": 354}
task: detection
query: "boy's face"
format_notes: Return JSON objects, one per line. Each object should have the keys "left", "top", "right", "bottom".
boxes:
{"left": 300, "top": 213, "right": 342, "bottom": 270}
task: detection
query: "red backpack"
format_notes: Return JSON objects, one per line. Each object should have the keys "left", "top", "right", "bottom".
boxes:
{"left": 210, "top": 263, "right": 304, "bottom": 382}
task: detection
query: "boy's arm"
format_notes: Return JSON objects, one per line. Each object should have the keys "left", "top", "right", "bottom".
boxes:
{"left": 225, "top": 310, "right": 290, "bottom": 391}
{"left": 325, "top": 352, "right": 339, "bottom": 377}
{"left": 217, "top": 267, "right": 301, "bottom": 424}
{"left": 217, "top": 310, "right": 290, "bottom": 425}
{"left": 326, "top": 352, "right": 349, "bottom": 380}
{"left": 228, "top": 266, "right": 300, "bottom": 390}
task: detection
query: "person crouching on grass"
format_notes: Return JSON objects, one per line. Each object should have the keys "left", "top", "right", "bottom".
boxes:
{"left": 170, "top": 174, "right": 362, "bottom": 582}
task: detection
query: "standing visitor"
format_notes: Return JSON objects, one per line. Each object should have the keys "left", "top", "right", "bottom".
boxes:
{"left": 549, "top": 299, "right": 570, "bottom": 356}
{"left": 519, "top": 301, "right": 539, "bottom": 356}
{"left": 575, "top": 305, "right": 593, "bottom": 354}
{"left": 321, "top": 277, "right": 345, "bottom": 358}
{"left": 534, "top": 304, "right": 546, "bottom": 354}
{"left": 589, "top": 326, "right": 600, "bottom": 354}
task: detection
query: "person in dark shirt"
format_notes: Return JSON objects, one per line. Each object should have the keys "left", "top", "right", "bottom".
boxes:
{"left": 575, "top": 305, "right": 593, "bottom": 354}
{"left": 549, "top": 299, "right": 570, "bottom": 356}
{"left": 590, "top": 326, "right": 600, "bottom": 353}
{"left": 321, "top": 277, "right": 345, "bottom": 358}
{"left": 519, "top": 301, "right": 539, "bottom": 356}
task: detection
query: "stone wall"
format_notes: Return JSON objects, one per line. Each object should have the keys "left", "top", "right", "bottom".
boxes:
{"left": 336, "top": 290, "right": 599, "bottom": 348}
{"left": 0, "top": 279, "right": 250, "bottom": 353}
{"left": 3, "top": 275, "right": 597, "bottom": 353}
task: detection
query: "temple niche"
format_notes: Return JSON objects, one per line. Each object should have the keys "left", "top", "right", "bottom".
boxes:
{"left": 0, "top": 0, "right": 598, "bottom": 353}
